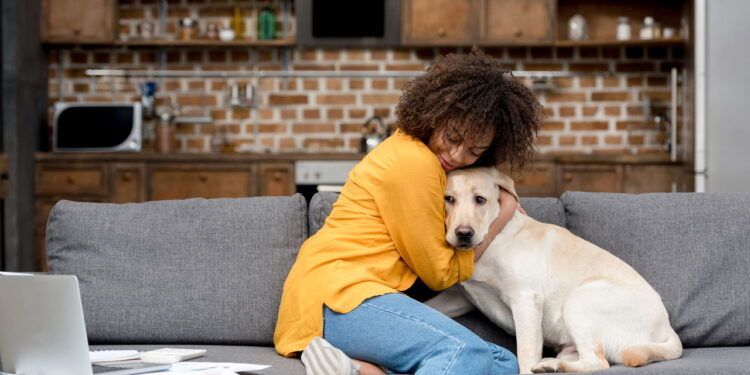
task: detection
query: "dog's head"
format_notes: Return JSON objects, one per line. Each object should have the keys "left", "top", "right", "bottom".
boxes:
{"left": 444, "top": 167, "right": 518, "bottom": 250}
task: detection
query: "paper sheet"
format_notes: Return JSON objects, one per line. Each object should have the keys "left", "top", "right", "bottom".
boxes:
{"left": 142, "top": 362, "right": 271, "bottom": 374}
{"left": 90, "top": 350, "right": 141, "bottom": 362}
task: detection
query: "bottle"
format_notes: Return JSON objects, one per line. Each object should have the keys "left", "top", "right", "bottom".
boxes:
{"left": 258, "top": 3, "right": 276, "bottom": 40}
{"left": 233, "top": 6, "right": 244, "bottom": 39}
{"left": 616, "top": 17, "right": 631, "bottom": 41}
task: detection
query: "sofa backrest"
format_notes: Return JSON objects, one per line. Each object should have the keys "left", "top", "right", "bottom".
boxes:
{"left": 46, "top": 195, "right": 308, "bottom": 345}
{"left": 562, "top": 191, "right": 750, "bottom": 347}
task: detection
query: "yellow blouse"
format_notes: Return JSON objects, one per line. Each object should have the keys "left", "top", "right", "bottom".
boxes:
{"left": 273, "top": 131, "right": 475, "bottom": 357}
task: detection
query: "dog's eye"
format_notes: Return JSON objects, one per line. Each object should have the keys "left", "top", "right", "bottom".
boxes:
{"left": 444, "top": 196, "right": 455, "bottom": 204}
{"left": 475, "top": 196, "right": 486, "bottom": 205}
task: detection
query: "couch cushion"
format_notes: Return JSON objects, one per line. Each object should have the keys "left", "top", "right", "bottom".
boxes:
{"left": 90, "top": 344, "right": 305, "bottom": 375}
{"left": 561, "top": 192, "right": 750, "bottom": 347}
{"left": 520, "top": 197, "right": 566, "bottom": 227}
{"left": 581, "top": 347, "right": 750, "bottom": 375}
{"left": 308, "top": 192, "right": 339, "bottom": 236}
{"left": 46, "top": 195, "right": 308, "bottom": 345}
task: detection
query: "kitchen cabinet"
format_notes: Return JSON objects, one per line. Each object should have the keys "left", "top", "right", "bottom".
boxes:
{"left": 557, "top": 164, "right": 622, "bottom": 193}
{"left": 503, "top": 161, "right": 556, "bottom": 197}
{"left": 402, "top": 0, "right": 480, "bottom": 45}
{"left": 622, "top": 165, "right": 692, "bottom": 193}
{"left": 483, "top": 0, "right": 555, "bottom": 44}
{"left": 150, "top": 166, "right": 255, "bottom": 201}
{"left": 41, "top": 0, "right": 117, "bottom": 43}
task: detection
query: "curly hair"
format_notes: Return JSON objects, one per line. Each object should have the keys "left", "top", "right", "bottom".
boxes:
{"left": 395, "top": 48, "right": 544, "bottom": 170}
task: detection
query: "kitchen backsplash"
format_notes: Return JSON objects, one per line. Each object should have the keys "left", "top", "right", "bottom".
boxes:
{"left": 46, "top": 0, "right": 685, "bottom": 155}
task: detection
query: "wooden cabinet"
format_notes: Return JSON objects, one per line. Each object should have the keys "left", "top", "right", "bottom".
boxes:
{"left": 258, "top": 162, "right": 295, "bottom": 197}
{"left": 41, "top": 0, "right": 117, "bottom": 43}
{"left": 483, "top": 0, "right": 555, "bottom": 44}
{"left": 503, "top": 162, "right": 556, "bottom": 197}
{"left": 623, "top": 165, "right": 693, "bottom": 194}
{"left": 402, "top": 0, "right": 554, "bottom": 45}
{"left": 558, "top": 164, "right": 622, "bottom": 193}
{"left": 402, "top": 0, "right": 479, "bottom": 45}
{"left": 150, "top": 167, "right": 254, "bottom": 201}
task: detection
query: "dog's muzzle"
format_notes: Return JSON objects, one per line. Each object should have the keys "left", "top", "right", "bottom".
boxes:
{"left": 454, "top": 226, "right": 474, "bottom": 249}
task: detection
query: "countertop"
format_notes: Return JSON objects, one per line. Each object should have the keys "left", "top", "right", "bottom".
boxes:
{"left": 35, "top": 152, "right": 685, "bottom": 165}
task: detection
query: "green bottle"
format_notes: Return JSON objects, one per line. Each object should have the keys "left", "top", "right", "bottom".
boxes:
{"left": 258, "top": 3, "right": 276, "bottom": 40}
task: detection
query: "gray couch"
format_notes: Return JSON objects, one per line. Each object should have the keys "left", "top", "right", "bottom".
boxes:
{"left": 42, "top": 191, "right": 750, "bottom": 374}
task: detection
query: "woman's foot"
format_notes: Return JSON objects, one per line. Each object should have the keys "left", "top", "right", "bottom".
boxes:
{"left": 301, "top": 336, "right": 361, "bottom": 375}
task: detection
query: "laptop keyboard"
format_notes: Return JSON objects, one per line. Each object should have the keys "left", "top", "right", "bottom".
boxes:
{"left": 92, "top": 364, "right": 129, "bottom": 373}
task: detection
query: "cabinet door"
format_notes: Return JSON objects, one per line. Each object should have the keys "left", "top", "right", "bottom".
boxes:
{"left": 483, "top": 0, "right": 555, "bottom": 43}
{"left": 36, "top": 164, "right": 108, "bottom": 196}
{"left": 41, "top": 0, "right": 117, "bottom": 43}
{"left": 623, "top": 165, "right": 692, "bottom": 193}
{"left": 258, "top": 162, "right": 295, "bottom": 197}
{"left": 558, "top": 164, "right": 622, "bottom": 193}
{"left": 149, "top": 165, "right": 255, "bottom": 201}
{"left": 504, "top": 162, "right": 556, "bottom": 197}
{"left": 402, "top": 0, "right": 480, "bottom": 45}
{"left": 111, "top": 164, "right": 145, "bottom": 203}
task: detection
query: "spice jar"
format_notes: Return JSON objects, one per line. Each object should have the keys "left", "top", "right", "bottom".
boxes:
{"left": 640, "top": 17, "right": 655, "bottom": 40}
{"left": 616, "top": 17, "right": 631, "bottom": 41}
{"left": 567, "top": 14, "right": 588, "bottom": 41}
{"left": 178, "top": 18, "right": 197, "bottom": 41}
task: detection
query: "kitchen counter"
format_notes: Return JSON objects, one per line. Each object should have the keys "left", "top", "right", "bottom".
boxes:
{"left": 35, "top": 152, "right": 685, "bottom": 165}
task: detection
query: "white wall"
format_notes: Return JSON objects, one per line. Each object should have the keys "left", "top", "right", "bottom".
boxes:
{"left": 705, "top": 0, "right": 750, "bottom": 192}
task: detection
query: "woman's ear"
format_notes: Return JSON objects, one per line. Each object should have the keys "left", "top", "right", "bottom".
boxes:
{"left": 489, "top": 168, "right": 519, "bottom": 202}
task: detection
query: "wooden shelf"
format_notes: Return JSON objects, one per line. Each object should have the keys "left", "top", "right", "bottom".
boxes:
{"left": 116, "top": 37, "right": 296, "bottom": 47}
{"left": 554, "top": 37, "right": 688, "bottom": 47}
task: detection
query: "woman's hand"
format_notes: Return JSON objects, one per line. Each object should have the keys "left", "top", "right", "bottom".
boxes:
{"left": 472, "top": 188, "right": 522, "bottom": 262}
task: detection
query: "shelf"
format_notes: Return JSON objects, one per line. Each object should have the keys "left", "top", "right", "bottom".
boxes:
{"left": 116, "top": 37, "right": 296, "bottom": 47}
{"left": 554, "top": 37, "right": 688, "bottom": 47}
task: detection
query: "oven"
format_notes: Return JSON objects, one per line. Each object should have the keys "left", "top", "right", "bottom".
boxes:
{"left": 295, "top": 160, "right": 359, "bottom": 202}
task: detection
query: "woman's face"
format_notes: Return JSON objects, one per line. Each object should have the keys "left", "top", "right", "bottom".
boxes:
{"left": 428, "top": 126, "right": 494, "bottom": 172}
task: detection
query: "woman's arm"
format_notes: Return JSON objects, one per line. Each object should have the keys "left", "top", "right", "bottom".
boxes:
{"left": 373, "top": 158, "right": 474, "bottom": 291}
{"left": 471, "top": 188, "right": 521, "bottom": 262}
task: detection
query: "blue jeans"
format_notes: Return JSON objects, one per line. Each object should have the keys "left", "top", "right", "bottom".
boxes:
{"left": 323, "top": 293, "right": 519, "bottom": 375}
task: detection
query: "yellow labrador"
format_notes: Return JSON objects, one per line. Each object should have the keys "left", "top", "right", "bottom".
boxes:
{"left": 426, "top": 167, "right": 682, "bottom": 374}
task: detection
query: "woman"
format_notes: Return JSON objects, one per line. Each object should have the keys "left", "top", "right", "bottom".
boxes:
{"left": 274, "top": 50, "right": 543, "bottom": 375}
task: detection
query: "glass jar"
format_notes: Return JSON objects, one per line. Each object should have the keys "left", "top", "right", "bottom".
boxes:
{"left": 567, "top": 14, "right": 588, "bottom": 41}
{"left": 178, "top": 18, "right": 197, "bottom": 41}
{"left": 616, "top": 17, "right": 631, "bottom": 41}
{"left": 640, "top": 16, "right": 655, "bottom": 40}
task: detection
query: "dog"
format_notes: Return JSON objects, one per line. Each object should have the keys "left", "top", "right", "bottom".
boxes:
{"left": 425, "top": 167, "right": 682, "bottom": 374}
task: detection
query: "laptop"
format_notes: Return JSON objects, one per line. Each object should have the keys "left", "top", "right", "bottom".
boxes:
{"left": 0, "top": 275, "right": 169, "bottom": 375}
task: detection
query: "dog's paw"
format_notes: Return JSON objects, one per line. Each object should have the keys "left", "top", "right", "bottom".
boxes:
{"left": 531, "top": 358, "right": 562, "bottom": 373}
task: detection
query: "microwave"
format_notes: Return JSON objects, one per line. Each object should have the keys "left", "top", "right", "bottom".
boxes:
{"left": 53, "top": 102, "right": 141, "bottom": 152}
{"left": 296, "top": 0, "right": 401, "bottom": 47}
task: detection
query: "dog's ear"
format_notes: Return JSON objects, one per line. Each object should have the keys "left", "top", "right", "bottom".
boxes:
{"left": 489, "top": 168, "right": 519, "bottom": 202}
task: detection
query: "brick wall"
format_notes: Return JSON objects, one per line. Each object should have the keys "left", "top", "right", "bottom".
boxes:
{"left": 46, "top": 0, "right": 685, "bottom": 155}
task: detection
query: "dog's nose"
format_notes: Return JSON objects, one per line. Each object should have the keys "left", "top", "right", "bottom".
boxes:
{"left": 455, "top": 226, "right": 474, "bottom": 241}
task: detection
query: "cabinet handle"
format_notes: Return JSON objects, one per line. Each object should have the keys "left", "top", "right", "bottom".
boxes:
{"left": 198, "top": 173, "right": 208, "bottom": 182}
{"left": 66, "top": 176, "right": 75, "bottom": 185}
{"left": 514, "top": 28, "right": 523, "bottom": 37}
{"left": 121, "top": 172, "right": 133, "bottom": 182}
{"left": 437, "top": 27, "right": 446, "bottom": 37}
{"left": 563, "top": 173, "right": 573, "bottom": 182}
{"left": 272, "top": 172, "right": 283, "bottom": 182}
